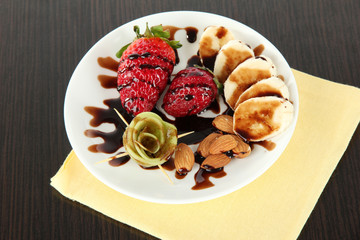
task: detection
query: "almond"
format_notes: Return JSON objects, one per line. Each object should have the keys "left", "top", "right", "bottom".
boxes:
{"left": 212, "top": 115, "right": 234, "bottom": 133}
{"left": 174, "top": 143, "right": 195, "bottom": 175}
{"left": 197, "top": 133, "right": 222, "bottom": 157}
{"left": 231, "top": 135, "right": 251, "bottom": 158}
{"left": 201, "top": 154, "right": 231, "bottom": 169}
{"left": 209, "top": 134, "right": 238, "bottom": 155}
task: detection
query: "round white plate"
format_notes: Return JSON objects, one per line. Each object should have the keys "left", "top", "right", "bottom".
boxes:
{"left": 64, "top": 11, "right": 298, "bottom": 204}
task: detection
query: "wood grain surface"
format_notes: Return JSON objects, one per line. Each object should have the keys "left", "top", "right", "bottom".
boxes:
{"left": 1, "top": 0, "right": 359, "bottom": 239}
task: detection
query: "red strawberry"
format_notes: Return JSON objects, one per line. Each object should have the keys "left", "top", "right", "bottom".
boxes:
{"left": 116, "top": 24, "right": 181, "bottom": 116}
{"left": 162, "top": 67, "right": 219, "bottom": 117}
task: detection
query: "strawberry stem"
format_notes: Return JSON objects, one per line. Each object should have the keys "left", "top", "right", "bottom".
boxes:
{"left": 116, "top": 43, "right": 131, "bottom": 58}
{"left": 151, "top": 25, "right": 170, "bottom": 38}
{"left": 134, "top": 25, "right": 141, "bottom": 38}
{"left": 116, "top": 23, "right": 182, "bottom": 59}
{"left": 143, "top": 23, "right": 153, "bottom": 38}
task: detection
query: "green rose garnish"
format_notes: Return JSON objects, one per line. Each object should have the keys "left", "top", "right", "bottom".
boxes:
{"left": 123, "top": 112, "right": 177, "bottom": 167}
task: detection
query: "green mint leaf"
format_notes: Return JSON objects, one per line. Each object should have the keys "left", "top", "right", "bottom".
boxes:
{"left": 116, "top": 43, "right": 131, "bottom": 58}
{"left": 163, "top": 39, "right": 182, "bottom": 49}
{"left": 151, "top": 25, "right": 170, "bottom": 38}
{"left": 169, "top": 40, "right": 182, "bottom": 49}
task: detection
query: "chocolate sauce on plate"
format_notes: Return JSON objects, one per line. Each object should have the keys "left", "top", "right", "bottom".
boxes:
{"left": 84, "top": 98, "right": 130, "bottom": 153}
{"left": 201, "top": 55, "right": 217, "bottom": 71}
{"left": 192, "top": 168, "right": 227, "bottom": 190}
{"left": 253, "top": 44, "right": 265, "bottom": 56}
{"left": 252, "top": 140, "right": 276, "bottom": 151}
{"left": 191, "top": 152, "right": 227, "bottom": 190}
{"left": 163, "top": 26, "right": 198, "bottom": 43}
{"left": 186, "top": 54, "right": 202, "bottom": 68}
{"left": 83, "top": 25, "right": 278, "bottom": 190}
{"left": 98, "top": 56, "right": 119, "bottom": 71}
{"left": 108, "top": 153, "right": 131, "bottom": 166}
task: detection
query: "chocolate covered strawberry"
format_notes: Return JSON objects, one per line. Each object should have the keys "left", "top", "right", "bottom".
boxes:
{"left": 116, "top": 24, "right": 181, "bottom": 116}
{"left": 162, "top": 67, "right": 220, "bottom": 117}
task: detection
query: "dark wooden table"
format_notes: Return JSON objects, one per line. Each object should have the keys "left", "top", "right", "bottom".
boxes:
{"left": 1, "top": 0, "right": 359, "bottom": 239}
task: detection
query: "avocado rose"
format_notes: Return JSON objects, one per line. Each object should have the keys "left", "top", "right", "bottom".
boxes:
{"left": 123, "top": 112, "right": 178, "bottom": 167}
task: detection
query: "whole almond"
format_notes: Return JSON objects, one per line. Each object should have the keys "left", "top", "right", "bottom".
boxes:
{"left": 174, "top": 143, "right": 195, "bottom": 175}
{"left": 201, "top": 154, "right": 231, "bottom": 169}
{"left": 231, "top": 135, "right": 251, "bottom": 158}
{"left": 197, "top": 133, "right": 222, "bottom": 157}
{"left": 209, "top": 134, "right": 238, "bottom": 155}
{"left": 212, "top": 115, "right": 234, "bottom": 133}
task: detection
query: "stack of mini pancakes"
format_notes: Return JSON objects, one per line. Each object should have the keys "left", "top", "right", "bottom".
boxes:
{"left": 199, "top": 26, "right": 294, "bottom": 142}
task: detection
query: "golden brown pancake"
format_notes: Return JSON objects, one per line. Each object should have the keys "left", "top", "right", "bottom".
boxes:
{"left": 233, "top": 96, "right": 293, "bottom": 142}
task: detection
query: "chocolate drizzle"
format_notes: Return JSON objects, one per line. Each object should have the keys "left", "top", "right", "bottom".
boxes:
{"left": 117, "top": 77, "right": 159, "bottom": 91}
{"left": 163, "top": 26, "right": 199, "bottom": 43}
{"left": 190, "top": 152, "right": 227, "bottom": 190}
{"left": 108, "top": 153, "right": 131, "bottom": 166}
{"left": 118, "top": 54, "right": 173, "bottom": 77}
{"left": 251, "top": 140, "right": 276, "bottom": 151}
{"left": 98, "top": 56, "right": 119, "bottom": 71}
{"left": 253, "top": 44, "right": 265, "bottom": 56}
{"left": 85, "top": 56, "right": 219, "bottom": 153}
{"left": 192, "top": 168, "right": 227, "bottom": 190}
{"left": 84, "top": 98, "right": 131, "bottom": 153}
{"left": 187, "top": 54, "right": 203, "bottom": 68}
{"left": 98, "top": 75, "right": 117, "bottom": 89}
{"left": 121, "top": 52, "right": 175, "bottom": 66}
{"left": 84, "top": 25, "right": 276, "bottom": 191}
{"left": 163, "top": 83, "right": 215, "bottom": 107}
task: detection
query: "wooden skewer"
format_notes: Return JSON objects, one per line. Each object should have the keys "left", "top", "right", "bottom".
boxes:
{"left": 101, "top": 131, "right": 194, "bottom": 163}
{"left": 113, "top": 108, "right": 129, "bottom": 126}
{"left": 95, "top": 152, "right": 129, "bottom": 164}
{"left": 114, "top": 108, "right": 194, "bottom": 138}
{"left": 96, "top": 108, "right": 194, "bottom": 184}
{"left": 158, "top": 165, "right": 174, "bottom": 184}
{"left": 178, "top": 131, "right": 194, "bottom": 138}
{"left": 105, "top": 109, "right": 194, "bottom": 161}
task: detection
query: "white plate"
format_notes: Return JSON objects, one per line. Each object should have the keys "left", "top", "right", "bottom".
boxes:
{"left": 64, "top": 11, "right": 298, "bottom": 204}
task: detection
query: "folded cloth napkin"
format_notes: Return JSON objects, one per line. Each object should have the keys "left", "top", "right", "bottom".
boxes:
{"left": 51, "top": 69, "right": 360, "bottom": 240}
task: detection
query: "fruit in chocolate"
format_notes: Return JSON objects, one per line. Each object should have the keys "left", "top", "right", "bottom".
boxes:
{"left": 116, "top": 24, "right": 181, "bottom": 116}
{"left": 162, "top": 67, "right": 219, "bottom": 117}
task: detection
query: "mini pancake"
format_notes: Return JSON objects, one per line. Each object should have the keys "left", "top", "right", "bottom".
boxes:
{"left": 233, "top": 96, "right": 293, "bottom": 142}
{"left": 214, "top": 40, "right": 254, "bottom": 83}
{"left": 199, "top": 26, "right": 235, "bottom": 69}
{"left": 224, "top": 56, "right": 277, "bottom": 109}
{"left": 235, "top": 76, "right": 289, "bottom": 107}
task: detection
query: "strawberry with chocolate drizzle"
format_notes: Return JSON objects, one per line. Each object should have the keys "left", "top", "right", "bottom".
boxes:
{"left": 116, "top": 24, "right": 181, "bottom": 116}
{"left": 162, "top": 67, "right": 222, "bottom": 117}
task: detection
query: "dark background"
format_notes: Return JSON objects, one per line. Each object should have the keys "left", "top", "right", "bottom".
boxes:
{"left": 1, "top": 0, "right": 359, "bottom": 239}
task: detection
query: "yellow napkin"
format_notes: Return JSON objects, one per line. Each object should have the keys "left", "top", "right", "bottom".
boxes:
{"left": 51, "top": 69, "right": 360, "bottom": 240}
